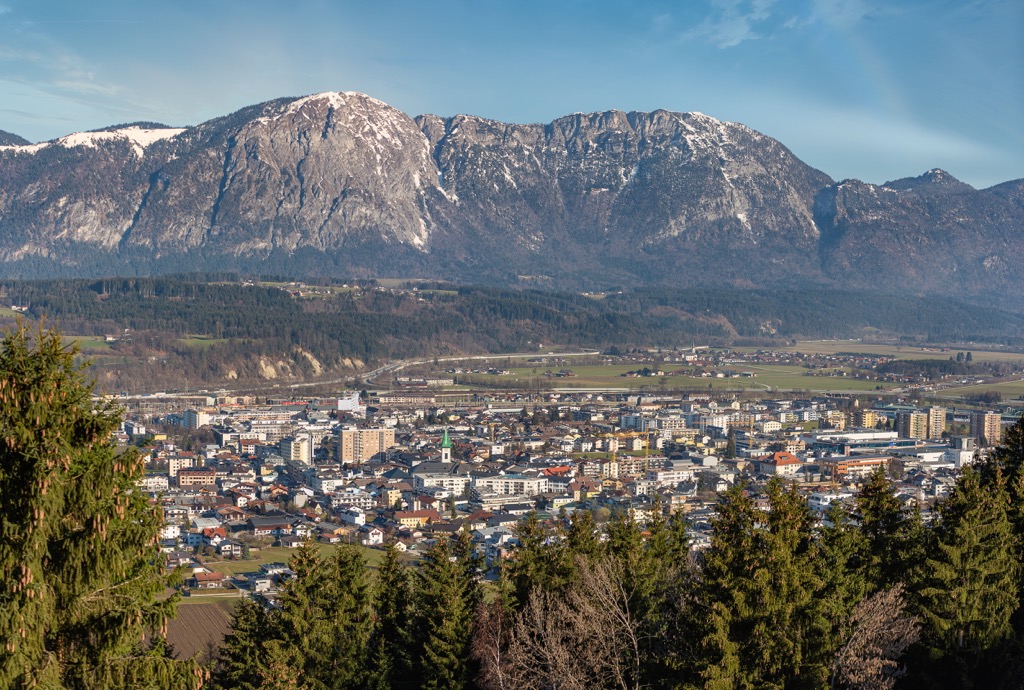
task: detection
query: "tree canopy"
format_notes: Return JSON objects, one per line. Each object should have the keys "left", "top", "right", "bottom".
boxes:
{"left": 0, "top": 323, "right": 202, "bottom": 689}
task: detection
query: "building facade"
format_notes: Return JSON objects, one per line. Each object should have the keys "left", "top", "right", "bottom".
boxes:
{"left": 337, "top": 427, "right": 396, "bottom": 464}
{"left": 970, "top": 411, "right": 1002, "bottom": 446}
{"left": 897, "top": 411, "right": 928, "bottom": 440}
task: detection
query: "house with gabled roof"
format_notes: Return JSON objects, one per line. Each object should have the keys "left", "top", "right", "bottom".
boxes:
{"left": 394, "top": 509, "right": 442, "bottom": 528}
{"left": 188, "top": 571, "right": 228, "bottom": 589}
{"left": 758, "top": 451, "right": 803, "bottom": 477}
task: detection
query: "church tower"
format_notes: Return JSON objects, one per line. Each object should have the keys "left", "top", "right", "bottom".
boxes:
{"left": 440, "top": 428, "right": 452, "bottom": 463}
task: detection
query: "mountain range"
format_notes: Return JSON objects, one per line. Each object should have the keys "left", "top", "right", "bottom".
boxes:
{"left": 1, "top": 92, "right": 1022, "bottom": 305}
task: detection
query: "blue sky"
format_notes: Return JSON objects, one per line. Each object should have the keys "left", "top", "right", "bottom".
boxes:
{"left": 1, "top": 0, "right": 1021, "bottom": 187}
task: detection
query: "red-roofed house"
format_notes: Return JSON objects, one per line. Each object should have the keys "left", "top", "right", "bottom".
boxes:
{"left": 188, "top": 571, "right": 227, "bottom": 589}
{"left": 758, "top": 451, "right": 803, "bottom": 477}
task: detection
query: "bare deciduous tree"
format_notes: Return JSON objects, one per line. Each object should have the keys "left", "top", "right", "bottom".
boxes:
{"left": 830, "top": 585, "right": 920, "bottom": 690}
{"left": 475, "top": 558, "right": 647, "bottom": 690}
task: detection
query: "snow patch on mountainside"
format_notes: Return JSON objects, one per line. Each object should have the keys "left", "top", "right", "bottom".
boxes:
{"left": 0, "top": 142, "right": 49, "bottom": 154}
{"left": 0, "top": 126, "right": 184, "bottom": 158}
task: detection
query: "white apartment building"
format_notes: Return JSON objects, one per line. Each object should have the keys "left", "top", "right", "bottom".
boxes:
{"left": 471, "top": 474, "right": 548, "bottom": 497}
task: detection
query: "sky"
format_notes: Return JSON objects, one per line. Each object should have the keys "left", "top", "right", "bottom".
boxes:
{"left": 0, "top": 0, "right": 1021, "bottom": 187}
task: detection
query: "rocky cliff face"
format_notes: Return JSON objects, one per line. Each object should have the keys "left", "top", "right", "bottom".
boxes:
{"left": 123, "top": 93, "right": 443, "bottom": 256}
{"left": 418, "top": 109, "right": 831, "bottom": 285}
{"left": 0, "top": 92, "right": 1021, "bottom": 302}
{"left": 813, "top": 170, "right": 1024, "bottom": 301}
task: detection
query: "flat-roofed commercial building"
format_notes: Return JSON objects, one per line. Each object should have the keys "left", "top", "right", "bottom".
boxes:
{"left": 821, "top": 456, "right": 888, "bottom": 480}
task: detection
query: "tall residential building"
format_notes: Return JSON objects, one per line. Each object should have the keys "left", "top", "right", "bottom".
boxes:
{"left": 853, "top": 409, "right": 878, "bottom": 429}
{"left": 970, "top": 411, "right": 1002, "bottom": 446}
{"left": 182, "top": 408, "right": 216, "bottom": 429}
{"left": 167, "top": 455, "right": 195, "bottom": 478}
{"left": 280, "top": 434, "right": 312, "bottom": 465}
{"left": 896, "top": 411, "right": 928, "bottom": 440}
{"left": 927, "top": 406, "right": 946, "bottom": 439}
{"left": 337, "top": 427, "right": 396, "bottom": 464}
{"left": 822, "top": 410, "right": 847, "bottom": 430}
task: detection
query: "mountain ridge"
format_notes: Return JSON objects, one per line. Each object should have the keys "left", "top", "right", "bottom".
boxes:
{"left": 1, "top": 92, "right": 1021, "bottom": 303}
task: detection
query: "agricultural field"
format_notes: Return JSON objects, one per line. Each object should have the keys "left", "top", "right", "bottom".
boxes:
{"left": 204, "top": 544, "right": 388, "bottom": 578}
{"left": 776, "top": 340, "right": 1024, "bottom": 364}
{"left": 177, "top": 335, "right": 230, "bottom": 349}
{"left": 475, "top": 363, "right": 897, "bottom": 394}
{"left": 64, "top": 335, "right": 113, "bottom": 351}
{"left": 938, "top": 380, "right": 1024, "bottom": 400}
{"left": 168, "top": 544, "right": 397, "bottom": 661}
{"left": 166, "top": 597, "right": 238, "bottom": 662}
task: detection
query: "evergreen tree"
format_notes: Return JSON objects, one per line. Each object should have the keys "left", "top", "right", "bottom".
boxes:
{"left": 814, "top": 503, "right": 870, "bottom": 673}
{"left": 637, "top": 500, "right": 694, "bottom": 689}
{"left": 605, "top": 508, "right": 647, "bottom": 571}
{"left": 268, "top": 540, "right": 375, "bottom": 689}
{"left": 503, "top": 512, "right": 565, "bottom": 608}
{"left": 210, "top": 599, "right": 274, "bottom": 690}
{"left": 321, "top": 544, "right": 374, "bottom": 689}
{"left": 452, "top": 529, "right": 485, "bottom": 615}
{"left": 977, "top": 415, "right": 1024, "bottom": 636}
{"left": 275, "top": 540, "right": 330, "bottom": 689}
{"left": 0, "top": 324, "right": 202, "bottom": 690}
{"left": 371, "top": 542, "right": 415, "bottom": 690}
{"left": 697, "top": 479, "right": 829, "bottom": 688}
{"left": 855, "top": 467, "right": 912, "bottom": 591}
{"left": 413, "top": 537, "right": 476, "bottom": 690}
{"left": 258, "top": 639, "right": 310, "bottom": 690}
{"left": 644, "top": 499, "right": 691, "bottom": 579}
{"left": 564, "top": 509, "right": 602, "bottom": 562}
{"left": 914, "top": 466, "right": 1019, "bottom": 688}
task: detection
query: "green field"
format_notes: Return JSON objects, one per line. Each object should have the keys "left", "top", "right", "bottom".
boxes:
{"left": 64, "top": 335, "right": 112, "bottom": 351}
{"left": 480, "top": 363, "right": 896, "bottom": 393}
{"left": 178, "top": 335, "right": 230, "bottom": 349}
{"left": 939, "top": 380, "right": 1024, "bottom": 399}
{"left": 250, "top": 281, "right": 357, "bottom": 295}
{"left": 204, "top": 543, "right": 387, "bottom": 577}
{"left": 177, "top": 590, "right": 246, "bottom": 605}
{"left": 779, "top": 341, "right": 1024, "bottom": 364}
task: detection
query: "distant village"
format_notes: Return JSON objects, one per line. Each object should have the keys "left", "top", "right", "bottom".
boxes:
{"left": 116, "top": 383, "right": 1021, "bottom": 600}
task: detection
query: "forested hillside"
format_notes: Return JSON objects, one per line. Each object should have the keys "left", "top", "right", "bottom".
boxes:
{"left": 2, "top": 277, "right": 1022, "bottom": 391}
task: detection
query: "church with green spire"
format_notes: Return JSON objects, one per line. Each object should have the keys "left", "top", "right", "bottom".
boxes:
{"left": 440, "top": 427, "right": 452, "bottom": 463}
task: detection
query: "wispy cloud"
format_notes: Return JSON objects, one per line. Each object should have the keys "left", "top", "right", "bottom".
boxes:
{"left": 780, "top": 0, "right": 886, "bottom": 33}
{"left": 810, "top": 0, "right": 878, "bottom": 28}
{"left": 651, "top": 12, "right": 673, "bottom": 33}
{"left": 0, "top": 18, "right": 127, "bottom": 102}
{"left": 685, "top": 0, "right": 779, "bottom": 48}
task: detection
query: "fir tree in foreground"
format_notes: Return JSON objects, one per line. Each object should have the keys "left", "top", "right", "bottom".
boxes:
{"left": 209, "top": 598, "right": 273, "bottom": 690}
{"left": 697, "top": 479, "right": 832, "bottom": 688}
{"left": 370, "top": 542, "right": 416, "bottom": 690}
{"left": 0, "top": 323, "right": 203, "bottom": 689}
{"left": 912, "top": 466, "right": 1019, "bottom": 688}
{"left": 413, "top": 536, "right": 480, "bottom": 690}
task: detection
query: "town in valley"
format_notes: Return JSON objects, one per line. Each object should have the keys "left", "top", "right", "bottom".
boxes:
{"left": 114, "top": 342, "right": 1023, "bottom": 654}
